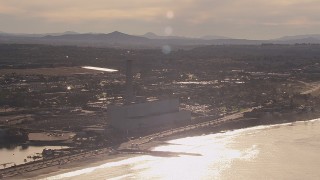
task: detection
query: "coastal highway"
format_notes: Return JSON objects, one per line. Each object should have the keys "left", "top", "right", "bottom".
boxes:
{"left": 118, "top": 107, "right": 257, "bottom": 150}
{"left": 0, "top": 107, "right": 257, "bottom": 179}
{"left": 0, "top": 148, "right": 115, "bottom": 179}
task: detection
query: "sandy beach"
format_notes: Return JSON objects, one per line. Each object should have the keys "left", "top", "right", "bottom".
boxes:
{"left": 23, "top": 116, "right": 320, "bottom": 180}
{"left": 3, "top": 109, "right": 319, "bottom": 179}
{"left": 13, "top": 153, "right": 134, "bottom": 179}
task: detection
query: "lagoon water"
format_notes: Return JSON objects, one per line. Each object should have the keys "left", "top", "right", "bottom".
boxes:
{"left": 45, "top": 119, "right": 320, "bottom": 180}
{"left": 0, "top": 146, "right": 68, "bottom": 169}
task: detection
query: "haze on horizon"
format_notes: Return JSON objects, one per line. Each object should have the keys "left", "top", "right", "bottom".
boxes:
{"left": 0, "top": 0, "right": 320, "bottom": 40}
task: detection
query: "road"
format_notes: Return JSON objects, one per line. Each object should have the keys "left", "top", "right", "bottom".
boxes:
{"left": 118, "top": 107, "right": 257, "bottom": 150}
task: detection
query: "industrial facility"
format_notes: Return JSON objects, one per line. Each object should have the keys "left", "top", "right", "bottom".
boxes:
{"left": 108, "top": 99, "right": 191, "bottom": 133}
{"left": 108, "top": 60, "right": 191, "bottom": 133}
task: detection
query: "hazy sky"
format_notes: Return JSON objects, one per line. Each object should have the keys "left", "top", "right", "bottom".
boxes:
{"left": 1, "top": 0, "right": 320, "bottom": 39}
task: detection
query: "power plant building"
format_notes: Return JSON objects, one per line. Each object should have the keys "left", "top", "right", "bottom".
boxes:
{"left": 108, "top": 99, "right": 191, "bottom": 133}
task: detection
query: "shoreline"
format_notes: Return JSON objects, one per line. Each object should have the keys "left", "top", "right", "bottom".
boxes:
{"left": 18, "top": 154, "right": 136, "bottom": 180}
{"left": 6, "top": 110, "right": 319, "bottom": 179}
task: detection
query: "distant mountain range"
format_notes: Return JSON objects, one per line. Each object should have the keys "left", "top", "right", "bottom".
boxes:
{"left": 276, "top": 34, "right": 320, "bottom": 41}
{"left": 44, "top": 31, "right": 150, "bottom": 44}
{"left": 273, "top": 34, "right": 320, "bottom": 44}
{"left": 1, "top": 31, "right": 320, "bottom": 48}
{"left": 200, "top": 35, "right": 230, "bottom": 40}
{"left": 141, "top": 32, "right": 188, "bottom": 40}
{"left": 0, "top": 31, "right": 79, "bottom": 37}
{"left": 141, "top": 32, "right": 230, "bottom": 40}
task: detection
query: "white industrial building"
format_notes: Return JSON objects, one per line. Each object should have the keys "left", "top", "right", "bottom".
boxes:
{"left": 108, "top": 99, "right": 191, "bottom": 133}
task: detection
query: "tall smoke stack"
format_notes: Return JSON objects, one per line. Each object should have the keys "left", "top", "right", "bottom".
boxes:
{"left": 125, "top": 59, "right": 134, "bottom": 104}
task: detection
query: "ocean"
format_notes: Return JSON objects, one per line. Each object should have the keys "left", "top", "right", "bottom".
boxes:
{"left": 44, "top": 118, "right": 320, "bottom": 180}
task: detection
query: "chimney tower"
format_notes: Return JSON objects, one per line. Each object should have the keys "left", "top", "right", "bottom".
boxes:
{"left": 125, "top": 59, "right": 134, "bottom": 104}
